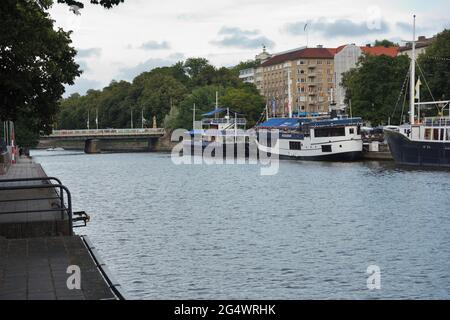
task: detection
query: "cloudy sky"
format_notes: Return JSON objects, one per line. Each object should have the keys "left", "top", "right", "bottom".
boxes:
{"left": 48, "top": 0, "right": 450, "bottom": 96}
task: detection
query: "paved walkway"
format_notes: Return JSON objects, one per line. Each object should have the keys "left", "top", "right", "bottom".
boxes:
{"left": 0, "top": 236, "right": 117, "bottom": 300}
{"left": 0, "top": 158, "right": 69, "bottom": 238}
{"left": 0, "top": 157, "right": 123, "bottom": 300}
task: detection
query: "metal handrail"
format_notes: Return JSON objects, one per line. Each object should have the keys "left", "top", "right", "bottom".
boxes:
{"left": 0, "top": 177, "right": 65, "bottom": 214}
{"left": 0, "top": 183, "right": 73, "bottom": 235}
{"left": 0, "top": 177, "right": 62, "bottom": 184}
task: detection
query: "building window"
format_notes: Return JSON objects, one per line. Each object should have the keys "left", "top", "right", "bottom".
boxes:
{"left": 317, "top": 60, "right": 323, "bottom": 65}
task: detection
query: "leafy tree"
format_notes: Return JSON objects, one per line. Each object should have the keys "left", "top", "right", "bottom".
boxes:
{"left": 0, "top": 0, "right": 81, "bottom": 135}
{"left": 58, "top": 58, "right": 266, "bottom": 131}
{"left": 56, "top": 0, "right": 124, "bottom": 9}
{"left": 222, "top": 86, "right": 265, "bottom": 128}
{"left": 342, "top": 54, "right": 410, "bottom": 125}
{"left": 373, "top": 39, "right": 398, "bottom": 47}
{"left": 165, "top": 86, "right": 227, "bottom": 130}
{"left": 417, "top": 29, "right": 450, "bottom": 102}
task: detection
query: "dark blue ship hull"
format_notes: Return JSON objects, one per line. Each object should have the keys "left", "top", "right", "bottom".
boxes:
{"left": 384, "top": 130, "right": 450, "bottom": 168}
{"left": 279, "top": 151, "right": 362, "bottom": 162}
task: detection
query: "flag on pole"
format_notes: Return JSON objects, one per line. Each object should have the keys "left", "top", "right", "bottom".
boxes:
{"left": 271, "top": 98, "right": 276, "bottom": 117}
{"left": 415, "top": 77, "right": 422, "bottom": 101}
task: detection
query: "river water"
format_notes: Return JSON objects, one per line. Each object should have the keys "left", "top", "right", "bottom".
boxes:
{"left": 31, "top": 150, "right": 450, "bottom": 299}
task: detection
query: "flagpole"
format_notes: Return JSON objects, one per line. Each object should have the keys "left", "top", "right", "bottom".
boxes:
{"left": 287, "top": 69, "right": 293, "bottom": 118}
{"left": 87, "top": 110, "right": 90, "bottom": 129}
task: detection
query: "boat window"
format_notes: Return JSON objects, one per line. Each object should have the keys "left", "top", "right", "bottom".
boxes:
{"left": 322, "top": 145, "right": 332, "bottom": 153}
{"left": 289, "top": 141, "right": 301, "bottom": 150}
{"left": 424, "top": 128, "right": 432, "bottom": 140}
{"left": 440, "top": 129, "right": 445, "bottom": 141}
{"left": 357, "top": 125, "right": 361, "bottom": 135}
{"left": 447, "top": 129, "right": 450, "bottom": 141}
{"left": 314, "top": 127, "right": 346, "bottom": 138}
{"left": 433, "top": 129, "right": 439, "bottom": 141}
{"left": 349, "top": 128, "right": 355, "bottom": 134}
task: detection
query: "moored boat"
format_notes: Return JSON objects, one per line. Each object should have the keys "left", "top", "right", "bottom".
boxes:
{"left": 183, "top": 106, "right": 250, "bottom": 158}
{"left": 384, "top": 16, "right": 450, "bottom": 168}
{"left": 255, "top": 115, "right": 363, "bottom": 161}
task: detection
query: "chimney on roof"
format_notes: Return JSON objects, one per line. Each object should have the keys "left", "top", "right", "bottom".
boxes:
{"left": 317, "top": 45, "right": 323, "bottom": 48}
{"left": 418, "top": 36, "right": 426, "bottom": 42}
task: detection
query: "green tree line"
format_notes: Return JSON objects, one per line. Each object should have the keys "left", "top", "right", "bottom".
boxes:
{"left": 57, "top": 58, "right": 265, "bottom": 131}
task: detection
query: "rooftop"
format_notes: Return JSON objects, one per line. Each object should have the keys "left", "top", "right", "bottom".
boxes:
{"left": 261, "top": 45, "right": 399, "bottom": 67}
{"left": 261, "top": 47, "right": 335, "bottom": 67}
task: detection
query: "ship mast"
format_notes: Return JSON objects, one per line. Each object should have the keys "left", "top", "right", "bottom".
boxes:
{"left": 409, "top": 15, "right": 416, "bottom": 125}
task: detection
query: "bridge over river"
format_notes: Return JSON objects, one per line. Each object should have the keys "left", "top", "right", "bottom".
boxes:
{"left": 39, "top": 128, "right": 168, "bottom": 153}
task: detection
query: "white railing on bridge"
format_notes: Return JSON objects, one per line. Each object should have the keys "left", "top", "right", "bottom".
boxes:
{"left": 48, "top": 128, "right": 165, "bottom": 137}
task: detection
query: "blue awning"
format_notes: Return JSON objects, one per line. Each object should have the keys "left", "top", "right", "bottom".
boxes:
{"left": 201, "top": 108, "right": 227, "bottom": 117}
{"left": 257, "top": 118, "right": 300, "bottom": 129}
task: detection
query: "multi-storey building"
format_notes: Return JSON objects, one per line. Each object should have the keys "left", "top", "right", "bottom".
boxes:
{"left": 398, "top": 35, "right": 435, "bottom": 59}
{"left": 242, "top": 44, "right": 401, "bottom": 116}
{"left": 334, "top": 44, "right": 399, "bottom": 107}
{"left": 259, "top": 46, "right": 335, "bottom": 115}
{"left": 238, "top": 68, "right": 255, "bottom": 84}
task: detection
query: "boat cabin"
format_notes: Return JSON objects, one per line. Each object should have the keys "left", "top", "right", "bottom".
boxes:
{"left": 410, "top": 117, "right": 450, "bottom": 142}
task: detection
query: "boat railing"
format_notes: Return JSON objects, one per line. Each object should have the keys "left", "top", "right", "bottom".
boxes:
{"left": 202, "top": 118, "right": 247, "bottom": 125}
{"left": 423, "top": 117, "right": 450, "bottom": 127}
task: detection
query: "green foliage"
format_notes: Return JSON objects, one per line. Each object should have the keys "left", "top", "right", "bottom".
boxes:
{"left": 56, "top": 0, "right": 124, "bottom": 9}
{"left": 0, "top": 0, "right": 81, "bottom": 137}
{"left": 221, "top": 85, "right": 265, "bottom": 128}
{"left": 342, "top": 54, "right": 410, "bottom": 125}
{"left": 373, "top": 39, "right": 398, "bottom": 47}
{"left": 417, "top": 29, "right": 450, "bottom": 102}
{"left": 59, "top": 58, "right": 266, "bottom": 131}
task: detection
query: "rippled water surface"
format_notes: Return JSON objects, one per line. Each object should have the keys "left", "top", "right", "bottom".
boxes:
{"left": 31, "top": 150, "right": 450, "bottom": 299}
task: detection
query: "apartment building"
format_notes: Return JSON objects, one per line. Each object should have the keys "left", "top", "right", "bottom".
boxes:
{"left": 334, "top": 44, "right": 399, "bottom": 107}
{"left": 398, "top": 35, "right": 435, "bottom": 59}
{"left": 259, "top": 46, "right": 335, "bottom": 115}
{"left": 242, "top": 44, "right": 401, "bottom": 115}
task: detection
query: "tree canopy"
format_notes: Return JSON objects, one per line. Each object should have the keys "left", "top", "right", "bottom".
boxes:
{"left": 417, "top": 29, "right": 450, "bottom": 102}
{"left": 0, "top": 0, "right": 81, "bottom": 141}
{"left": 373, "top": 39, "right": 398, "bottom": 48}
{"left": 58, "top": 59, "right": 266, "bottom": 131}
{"left": 342, "top": 54, "right": 410, "bottom": 125}
{"left": 56, "top": 0, "right": 124, "bottom": 9}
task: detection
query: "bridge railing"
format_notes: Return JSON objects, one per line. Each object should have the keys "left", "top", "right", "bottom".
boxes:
{"left": 46, "top": 128, "right": 165, "bottom": 137}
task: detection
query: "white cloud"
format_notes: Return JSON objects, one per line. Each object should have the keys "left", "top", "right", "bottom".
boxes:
{"left": 48, "top": 0, "right": 449, "bottom": 95}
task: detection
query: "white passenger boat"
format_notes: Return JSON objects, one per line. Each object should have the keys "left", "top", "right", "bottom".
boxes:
{"left": 255, "top": 115, "right": 363, "bottom": 161}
